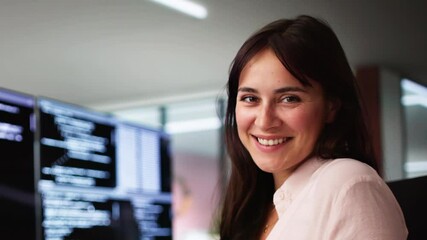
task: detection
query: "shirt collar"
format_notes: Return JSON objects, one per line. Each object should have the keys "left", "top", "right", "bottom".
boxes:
{"left": 273, "top": 157, "right": 326, "bottom": 216}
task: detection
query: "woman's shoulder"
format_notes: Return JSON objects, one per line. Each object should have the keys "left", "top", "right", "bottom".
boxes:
{"left": 321, "top": 158, "right": 378, "bottom": 177}
{"left": 313, "top": 158, "right": 383, "bottom": 192}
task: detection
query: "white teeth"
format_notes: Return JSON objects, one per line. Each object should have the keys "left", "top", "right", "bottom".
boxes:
{"left": 257, "top": 137, "right": 287, "bottom": 146}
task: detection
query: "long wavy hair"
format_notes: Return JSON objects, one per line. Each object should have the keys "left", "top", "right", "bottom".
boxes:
{"left": 219, "top": 15, "right": 377, "bottom": 240}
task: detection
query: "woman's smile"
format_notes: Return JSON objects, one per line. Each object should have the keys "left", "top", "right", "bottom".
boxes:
{"left": 256, "top": 136, "right": 289, "bottom": 146}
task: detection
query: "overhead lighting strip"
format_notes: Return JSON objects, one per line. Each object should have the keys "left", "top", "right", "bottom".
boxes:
{"left": 149, "top": 0, "right": 208, "bottom": 19}
{"left": 401, "top": 78, "right": 427, "bottom": 108}
{"left": 165, "top": 117, "right": 221, "bottom": 134}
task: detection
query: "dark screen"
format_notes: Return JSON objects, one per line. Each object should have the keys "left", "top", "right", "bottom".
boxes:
{"left": 37, "top": 98, "right": 172, "bottom": 240}
{"left": 38, "top": 98, "right": 117, "bottom": 188}
{"left": 0, "top": 88, "right": 36, "bottom": 239}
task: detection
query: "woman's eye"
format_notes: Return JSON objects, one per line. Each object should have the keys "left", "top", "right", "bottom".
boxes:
{"left": 281, "top": 95, "right": 301, "bottom": 103}
{"left": 240, "top": 96, "right": 258, "bottom": 103}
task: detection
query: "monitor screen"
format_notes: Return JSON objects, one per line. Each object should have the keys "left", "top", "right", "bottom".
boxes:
{"left": 0, "top": 87, "right": 36, "bottom": 239}
{"left": 116, "top": 121, "right": 172, "bottom": 239}
{"left": 37, "top": 97, "right": 172, "bottom": 240}
{"left": 37, "top": 98, "right": 117, "bottom": 188}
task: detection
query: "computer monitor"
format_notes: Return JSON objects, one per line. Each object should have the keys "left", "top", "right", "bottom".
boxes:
{"left": 36, "top": 97, "right": 172, "bottom": 240}
{"left": 37, "top": 97, "right": 117, "bottom": 188}
{"left": 115, "top": 121, "right": 172, "bottom": 239}
{"left": 0, "top": 87, "right": 36, "bottom": 239}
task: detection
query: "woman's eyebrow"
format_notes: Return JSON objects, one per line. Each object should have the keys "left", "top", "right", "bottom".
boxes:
{"left": 237, "top": 86, "right": 307, "bottom": 94}
{"left": 237, "top": 87, "right": 257, "bottom": 93}
{"left": 274, "top": 86, "right": 307, "bottom": 94}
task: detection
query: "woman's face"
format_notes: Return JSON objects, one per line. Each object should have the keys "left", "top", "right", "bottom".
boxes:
{"left": 236, "top": 48, "right": 336, "bottom": 185}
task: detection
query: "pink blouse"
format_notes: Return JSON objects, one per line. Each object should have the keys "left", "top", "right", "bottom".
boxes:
{"left": 268, "top": 157, "right": 408, "bottom": 240}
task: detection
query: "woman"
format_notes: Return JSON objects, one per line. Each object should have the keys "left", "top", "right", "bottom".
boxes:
{"left": 219, "top": 15, "right": 407, "bottom": 239}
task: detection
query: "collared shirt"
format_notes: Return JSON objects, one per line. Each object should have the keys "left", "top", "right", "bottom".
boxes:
{"left": 268, "top": 157, "right": 408, "bottom": 240}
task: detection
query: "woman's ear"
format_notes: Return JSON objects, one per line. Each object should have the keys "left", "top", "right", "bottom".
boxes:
{"left": 326, "top": 99, "right": 341, "bottom": 123}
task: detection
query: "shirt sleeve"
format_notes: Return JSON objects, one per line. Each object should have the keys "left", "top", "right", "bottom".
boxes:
{"left": 327, "top": 176, "right": 408, "bottom": 240}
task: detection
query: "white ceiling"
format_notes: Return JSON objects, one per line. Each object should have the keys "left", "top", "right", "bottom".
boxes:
{"left": 0, "top": 0, "right": 426, "bottom": 109}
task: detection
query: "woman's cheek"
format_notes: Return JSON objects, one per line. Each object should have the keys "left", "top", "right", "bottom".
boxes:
{"left": 285, "top": 108, "right": 321, "bottom": 131}
{"left": 236, "top": 107, "right": 253, "bottom": 128}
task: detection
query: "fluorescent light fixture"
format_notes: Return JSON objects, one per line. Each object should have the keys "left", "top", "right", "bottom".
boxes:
{"left": 405, "top": 161, "right": 427, "bottom": 173}
{"left": 401, "top": 78, "right": 427, "bottom": 108}
{"left": 401, "top": 95, "right": 427, "bottom": 108}
{"left": 149, "top": 0, "right": 208, "bottom": 19}
{"left": 401, "top": 78, "right": 427, "bottom": 96}
{"left": 165, "top": 117, "right": 221, "bottom": 134}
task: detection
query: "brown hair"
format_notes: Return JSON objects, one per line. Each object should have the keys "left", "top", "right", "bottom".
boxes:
{"left": 220, "top": 15, "right": 377, "bottom": 239}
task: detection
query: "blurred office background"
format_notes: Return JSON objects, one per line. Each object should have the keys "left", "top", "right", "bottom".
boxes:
{"left": 1, "top": 0, "right": 427, "bottom": 239}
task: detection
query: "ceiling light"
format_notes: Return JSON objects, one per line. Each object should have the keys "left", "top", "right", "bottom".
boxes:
{"left": 149, "top": 0, "right": 208, "bottom": 19}
{"left": 401, "top": 78, "right": 427, "bottom": 96}
{"left": 405, "top": 161, "right": 427, "bottom": 173}
{"left": 401, "top": 95, "right": 427, "bottom": 108}
{"left": 401, "top": 78, "right": 427, "bottom": 108}
{"left": 165, "top": 117, "right": 221, "bottom": 134}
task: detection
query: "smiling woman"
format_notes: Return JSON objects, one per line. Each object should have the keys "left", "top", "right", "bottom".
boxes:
{"left": 236, "top": 48, "right": 338, "bottom": 189}
{"left": 219, "top": 15, "right": 408, "bottom": 240}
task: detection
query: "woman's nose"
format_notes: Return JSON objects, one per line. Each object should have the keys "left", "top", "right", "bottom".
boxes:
{"left": 255, "top": 103, "right": 281, "bottom": 130}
